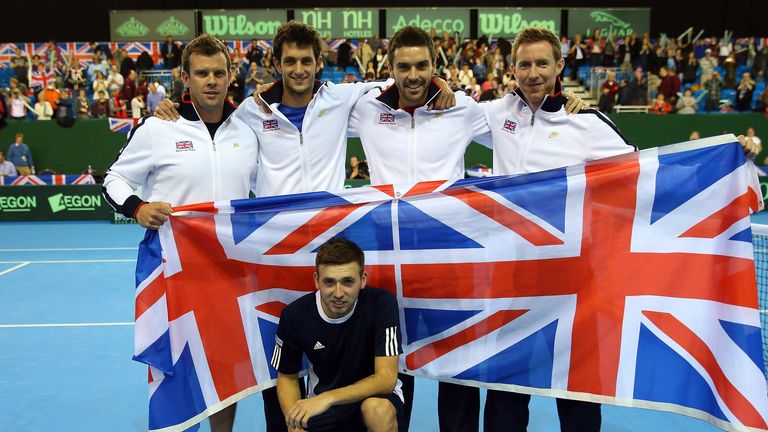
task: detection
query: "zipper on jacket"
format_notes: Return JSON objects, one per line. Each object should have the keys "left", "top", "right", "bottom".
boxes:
{"left": 299, "top": 132, "right": 310, "bottom": 192}
{"left": 531, "top": 112, "right": 536, "bottom": 126}
{"left": 409, "top": 115, "right": 416, "bottom": 182}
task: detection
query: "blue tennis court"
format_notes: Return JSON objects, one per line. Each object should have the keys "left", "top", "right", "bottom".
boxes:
{"left": 0, "top": 220, "right": 755, "bottom": 431}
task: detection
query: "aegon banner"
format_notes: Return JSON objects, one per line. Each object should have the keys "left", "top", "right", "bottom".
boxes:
{"left": 0, "top": 185, "right": 113, "bottom": 221}
{"left": 201, "top": 9, "right": 287, "bottom": 40}
{"left": 295, "top": 9, "right": 379, "bottom": 39}
{"left": 567, "top": 9, "right": 650, "bottom": 39}
{"left": 386, "top": 8, "right": 470, "bottom": 38}
{"left": 477, "top": 8, "right": 561, "bottom": 38}
{"left": 110, "top": 10, "right": 196, "bottom": 42}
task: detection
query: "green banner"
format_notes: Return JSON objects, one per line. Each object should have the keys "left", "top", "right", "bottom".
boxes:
{"left": 478, "top": 8, "right": 561, "bottom": 38}
{"left": 294, "top": 9, "right": 379, "bottom": 39}
{"left": 201, "top": 9, "right": 287, "bottom": 40}
{"left": 386, "top": 8, "right": 470, "bottom": 38}
{"left": 0, "top": 185, "right": 113, "bottom": 221}
{"left": 110, "top": 10, "right": 196, "bottom": 42}
{"left": 567, "top": 9, "right": 650, "bottom": 39}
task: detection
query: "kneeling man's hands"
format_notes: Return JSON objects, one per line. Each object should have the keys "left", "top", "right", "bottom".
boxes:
{"left": 286, "top": 394, "right": 333, "bottom": 430}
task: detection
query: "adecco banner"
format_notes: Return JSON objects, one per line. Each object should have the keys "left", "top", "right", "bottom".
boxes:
{"left": 478, "top": 8, "right": 561, "bottom": 38}
{"left": 201, "top": 9, "right": 287, "bottom": 40}
{"left": 295, "top": 9, "right": 379, "bottom": 39}
{"left": 0, "top": 185, "right": 113, "bottom": 221}
{"left": 110, "top": 10, "right": 196, "bottom": 42}
{"left": 567, "top": 9, "right": 650, "bottom": 39}
{"left": 386, "top": 8, "right": 470, "bottom": 38}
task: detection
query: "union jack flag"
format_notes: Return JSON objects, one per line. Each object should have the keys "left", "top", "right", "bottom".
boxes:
{"left": 117, "top": 41, "right": 160, "bottom": 63}
{"left": 175, "top": 141, "right": 194, "bottom": 151}
{"left": 109, "top": 117, "right": 138, "bottom": 133}
{"left": 58, "top": 42, "right": 93, "bottom": 68}
{"left": 135, "top": 135, "right": 767, "bottom": 431}
{"left": 378, "top": 113, "right": 396, "bottom": 124}
{"left": 0, "top": 174, "right": 95, "bottom": 186}
{"left": 503, "top": 119, "right": 517, "bottom": 133}
{"left": 0, "top": 43, "right": 22, "bottom": 68}
{"left": 262, "top": 119, "right": 279, "bottom": 131}
{"left": 29, "top": 68, "right": 56, "bottom": 90}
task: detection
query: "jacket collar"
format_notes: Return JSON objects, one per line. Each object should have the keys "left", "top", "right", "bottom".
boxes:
{"left": 376, "top": 78, "right": 442, "bottom": 111}
{"left": 179, "top": 92, "right": 237, "bottom": 122}
{"left": 512, "top": 77, "right": 566, "bottom": 113}
{"left": 257, "top": 79, "right": 324, "bottom": 106}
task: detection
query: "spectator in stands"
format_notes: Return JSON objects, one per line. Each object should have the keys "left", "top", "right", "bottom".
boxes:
{"left": 628, "top": 67, "right": 648, "bottom": 105}
{"left": 358, "top": 38, "right": 374, "bottom": 73}
{"left": 89, "top": 41, "right": 112, "bottom": 62}
{"left": 56, "top": 89, "right": 75, "bottom": 128}
{"left": 747, "top": 127, "right": 762, "bottom": 149}
{"left": 228, "top": 63, "right": 246, "bottom": 104}
{"left": 589, "top": 32, "right": 603, "bottom": 67}
{"left": 131, "top": 93, "right": 145, "bottom": 119}
{"left": 136, "top": 50, "right": 154, "bottom": 72}
{"left": 91, "top": 89, "right": 109, "bottom": 118}
{"left": 467, "top": 76, "right": 482, "bottom": 100}
{"left": 43, "top": 81, "right": 60, "bottom": 111}
{"left": 346, "top": 156, "right": 366, "bottom": 180}
{"left": 161, "top": 36, "right": 181, "bottom": 69}
{"left": 690, "top": 130, "right": 701, "bottom": 140}
{"left": 245, "top": 39, "right": 264, "bottom": 67}
{"left": 736, "top": 72, "right": 755, "bottom": 112}
{"left": 676, "top": 88, "right": 698, "bottom": 114}
{"left": 11, "top": 47, "right": 29, "bottom": 87}
{"left": 568, "top": 33, "right": 587, "bottom": 80}
{"left": 603, "top": 35, "right": 617, "bottom": 67}
{"left": 723, "top": 54, "right": 737, "bottom": 89}
{"left": 109, "top": 89, "right": 127, "bottom": 118}
{"left": 682, "top": 51, "right": 698, "bottom": 85}
{"left": 649, "top": 93, "right": 672, "bottom": 114}
{"left": 169, "top": 68, "right": 184, "bottom": 103}
{"left": 136, "top": 77, "right": 149, "bottom": 100}
{"left": 658, "top": 67, "right": 681, "bottom": 107}
{"left": 7, "top": 133, "right": 34, "bottom": 175}
{"left": 76, "top": 88, "right": 91, "bottom": 119}
{"left": 338, "top": 40, "right": 353, "bottom": 71}
{"left": 146, "top": 82, "right": 165, "bottom": 113}
{"left": 755, "top": 45, "right": 768, "bottom": 81}
{"left": 0, "top": 151, "right": 16, "bottom": 176}
{"left": 755, "top": 87, "right": 768, "bottom": 113}
{"left": 458, "top": 63, "right": 473, "bottom": 88}
{"left": 122, "top": 70, "right": 137, "bottom": 103}
{"left": 34, "top": 91, "right": 53, "bottom": 120}
{"left": 373, "top": 47, "right": 386, "bottom": 76}
{"left": 699, "top": 48, "right": 718, "bottom": 85}
{"left": 66, "top": 64, "right": 86, "bottom": 91}
{"left": 8, "top": 77, "right": 28, "bottom": 98}
{"left": 7, "top": 89, "right": 29, "bottom": 120}
{"left": 92, "top": 71, "right": 108, "bottom": 98}
{"left": 119, "top": 48, "right": 136, "bottom": 78}
{"left": 602, "top": 71, "right": 620, "bottom": 103}
{"left": 107, "top": 64, "right": 125, "bottom": 95}
{"left": 260, "top": 56, "right": 277, "bottom": 84}
{"left": 86, "top": 53, "right": 109, "bottom": 85}
{"left": 598, "top": 86, "right": 615, "bottom": 114}
{"left": 704, "top": 70, "right": 724, "bottom": 112}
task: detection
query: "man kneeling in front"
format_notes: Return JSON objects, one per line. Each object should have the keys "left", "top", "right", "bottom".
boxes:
{"left": 273, "top": 237, "right": 403, "bottom": 432}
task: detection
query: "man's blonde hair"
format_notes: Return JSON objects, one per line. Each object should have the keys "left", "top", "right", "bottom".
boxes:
{"left": 511, "top": 27, "right": 562, "bottom": 65}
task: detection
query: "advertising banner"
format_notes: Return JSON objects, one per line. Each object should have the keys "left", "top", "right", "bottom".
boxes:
{"left": 477, "top": 8, "right": 561, "bottom": 38}
{"left": 567, "top": 9, "right": 650, "bottom": 39}
{"left": 201, "top": 9, "right": 287, "bottom": 40}
{"left": 294, "top": 9, "right": 379, "bottom": 39}
{"left": 0, "top": 185, "right": 113, "bottom": 221}
{"left": 110, "top": 10, "right": 196, "bottom": 42}
{"left": 386, "top": 8, "right": 471, "bottom": 38}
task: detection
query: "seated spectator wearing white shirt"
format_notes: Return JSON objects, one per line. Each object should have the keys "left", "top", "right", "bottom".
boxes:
{"left": 0, "top": 151, "right": 17, "bottom": 176}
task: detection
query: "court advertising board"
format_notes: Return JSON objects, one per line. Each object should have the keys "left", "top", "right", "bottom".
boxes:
{"left": 200, "top": 9, "right": 287, "bottom": 40}
{"left": 0, "top": 185, "right": 113, "bottom": 221}
{"left": 110, "top": 10, "right": 196, "bottom": 42}
{"left": 294, "top": 9, "right": 379, "bottom": 39}
{"left": 386, "top": 8, "right": 471, "bottom": 38}
{"left": 567, "top": 8, "right": 650, "bottom": 39}
{"left": 477, "top": 8, "right": 561, "bottom": 38}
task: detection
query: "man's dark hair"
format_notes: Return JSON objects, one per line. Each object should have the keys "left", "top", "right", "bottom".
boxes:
{"left": 181, "top": 34, "right": 231, "bottom": 75}
{"left": 273, "top": 21, "right": 322, "bottom": 62}
{"left": 316, "top": 237, "right": 365, "bottom": 273}
{"left": 387, "top": 25, "right": 436, "bottom": 67}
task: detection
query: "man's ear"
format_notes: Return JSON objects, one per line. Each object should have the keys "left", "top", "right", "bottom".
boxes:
{"left": 556, "top": 58, "right": 565, "bottom": 76}
{"left": 181, "top": 71, "right": 190, "bottom": 88}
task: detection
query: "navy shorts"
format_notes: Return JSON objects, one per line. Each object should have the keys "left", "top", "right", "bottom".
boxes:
{"left": 305, "top": 392, "right": 404, "bottom": 432}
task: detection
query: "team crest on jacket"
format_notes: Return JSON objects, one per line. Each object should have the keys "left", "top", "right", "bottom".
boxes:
{"left": 175, "top": 141, "right": 194, "bottom": 152}
{"left": 378, "top": 113, "right": 396, "bottom": 124}
{"left": 502, "top": 119, "right": 518, "bottom": 134}
{"left": 262, "top": 119, "right": 279, "bottom": 131}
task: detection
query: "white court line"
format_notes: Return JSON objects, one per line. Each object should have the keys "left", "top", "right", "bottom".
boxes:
{"left": 0, "top": 322, "right": 134, "bottom": 328}
{"left": 0, "top": 262, "right": 31, "bottom": 276}
{"left": 0, "top": 259, "right": 135, "bottom": 264}
{"left": 0, "top": 247, "right": 137, "bottom": 252}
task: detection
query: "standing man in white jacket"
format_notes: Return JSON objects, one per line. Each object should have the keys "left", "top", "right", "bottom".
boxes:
{"left": 102, "top": 34, "right": 259, "bottom": 431}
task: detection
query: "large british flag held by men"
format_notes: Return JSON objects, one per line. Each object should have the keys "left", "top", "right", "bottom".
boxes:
{"left": 134, "top": 134, "right": 768, "bottom": 431}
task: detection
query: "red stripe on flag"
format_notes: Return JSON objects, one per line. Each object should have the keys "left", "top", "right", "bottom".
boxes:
{"left": 679, "top": 192, "right": 751, "bottom": 239}
{"left": 404, "top": 181, "right": 446, "bottom": 197}
{"left": 265, "top": 203, "right": 365, "bottom": 255}
{"left": 442, "top": 187, "right": 564, "bottom": 246}
{"left": 256, "top": 301, "right": 288, "bottom": 317}
{"left": 643, "top": 311, "right": 768, "bottom": 429}
{"left": 373, "top": 185, "right": 395, "bottom": 198}
{"left": 406, "top": 309, "right": 528, "bottom": 370}
{"left": 135, "top": 276, "right": 167, "bottom": 319}
{"left": 173, "top": 202, "right": 218, "bottom": 213}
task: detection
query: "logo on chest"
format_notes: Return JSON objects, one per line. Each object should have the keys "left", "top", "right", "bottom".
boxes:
{"left": 378, "top": 113, "right": 396, "bottom": 125}
{"left": 262, "top": 119, "right": 279, "bottom": 131}
{"left": 313, "top": 341, "right": 325, "bottom": 350}
{"left": 502, "top": 119, "right": 518, "bottom": 134}
{"left": 175, "top": 140, "right": 194, "bottom": 152}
